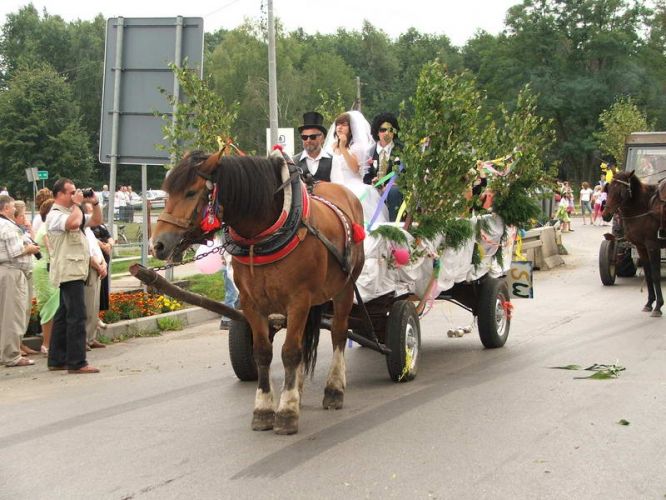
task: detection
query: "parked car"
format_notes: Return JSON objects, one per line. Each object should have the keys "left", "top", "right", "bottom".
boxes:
{"left": 142, "top": 189, "right": 167, "bottom": 208}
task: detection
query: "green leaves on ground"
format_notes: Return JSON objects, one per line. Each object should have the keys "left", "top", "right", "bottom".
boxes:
{"left": 550, "top": 362, "right": 626, "bottom": 380}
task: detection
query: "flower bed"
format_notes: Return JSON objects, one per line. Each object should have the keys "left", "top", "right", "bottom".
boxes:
{"left": 100, "top": 291, "right": 183, "bottom": 324}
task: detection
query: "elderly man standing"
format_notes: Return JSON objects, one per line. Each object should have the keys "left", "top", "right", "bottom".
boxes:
{"left": 46, "top": 179, "right": 103, "bottom": 374}
{"left": 0, "top": 195, "right": 41, "bottom": 367}
{"left": 294, "top": 111, "right": 332, "bottom": 182}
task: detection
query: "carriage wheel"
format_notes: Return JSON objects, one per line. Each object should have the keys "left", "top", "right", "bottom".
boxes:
{"left": 228, "top": 319, "right": 258, "bottom": 381}
{"left": 477, "top": 277, "right": 511, "bottom": 348}
{"left": 599, "top": 239, "right": 617, "bottom": 286}
{"left": 385, "top": 300, "right": 421, "bottom": 382}
{"left": 616, "top": 247, "right": 637, "bottom": 277}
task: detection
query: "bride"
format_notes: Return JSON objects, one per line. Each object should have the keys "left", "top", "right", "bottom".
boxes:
{"left": 324, "top": 110, "right": 389, "bottom": 226}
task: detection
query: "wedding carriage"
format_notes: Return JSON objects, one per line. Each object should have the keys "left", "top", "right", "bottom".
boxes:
{"left": 227, "top": 213, "right": 515, "bottom": 383}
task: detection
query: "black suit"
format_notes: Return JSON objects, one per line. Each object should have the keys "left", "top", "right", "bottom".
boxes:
{"left": 363, "top": 143, "right": 404, "bottom": 221}
{"left": 294, "top": 153, "right": 333, "bottom": 182}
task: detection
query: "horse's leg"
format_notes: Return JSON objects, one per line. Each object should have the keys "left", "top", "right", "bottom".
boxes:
{"left": 638, "top": 247, "right": 655, "bottom": 312}
{"left": 274, "top": 303, "right": 309, "bottom": 435}
{"left": 648, "top": 246, "right": 663, "bottom": 317}
{"left": 323, "top": 286, "right": 354, "bottom": 410}
{"left": 246, "top": 310, "right": 275, "bottom": 431}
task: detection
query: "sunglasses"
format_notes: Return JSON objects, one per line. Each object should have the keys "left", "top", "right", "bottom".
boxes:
{"left": 301, "top": 133, "right": 322, "bottom": 141}
{"left": 379, "top": 127, "right": 395, "bottom": 133}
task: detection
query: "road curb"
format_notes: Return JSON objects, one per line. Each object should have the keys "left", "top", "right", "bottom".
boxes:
{"left": 23, "top": 306, "right": 221, "bottom": 349}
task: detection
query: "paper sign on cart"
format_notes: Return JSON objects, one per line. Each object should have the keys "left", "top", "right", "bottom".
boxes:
{"left": 508, "top": 261, "right": 533, "bottom": 298}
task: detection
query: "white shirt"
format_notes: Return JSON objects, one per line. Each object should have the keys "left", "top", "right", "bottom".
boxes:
{"left": 84, "top": 227, "right": 104, "bottom": 264}
{"left": 376, "top": 141, "right": 394, "bottom": 159}
{"left": 115, "top": 191, "right": 126, "bottom": 207}
{"left": 580, "top": 187, "right": 593, "bottom": 202}
{"left": 299, "top": 150, "right": 330, "bottom": 176}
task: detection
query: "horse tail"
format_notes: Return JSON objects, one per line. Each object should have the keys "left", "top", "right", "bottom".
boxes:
{"left": 302, "top": 304, "right": 322, "bottom": 376}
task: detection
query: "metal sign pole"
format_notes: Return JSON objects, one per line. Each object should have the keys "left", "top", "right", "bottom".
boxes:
{"left": 165, "top": 16, "right": 183, "bottom": 283}
{"left": 141, "top": 164, "right": 148, "bottom": 268}
{"left": 108, "top": 17, "right": 124, "bottom": 291}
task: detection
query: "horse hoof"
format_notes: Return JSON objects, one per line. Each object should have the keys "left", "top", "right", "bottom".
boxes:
{"left": 642, "top": 306, "right": 653, "bottom": 312}
{"left": 274, "top": 411, "right": 299, "bottom": 435}
{"left": 323, "top": 387, "right": 344, "bottom": 410}
{"left": 650, "top": 310, "right": 663, "bottom": 318}
{"left": 252, "top": 410, "right": 275, "bottom": 431}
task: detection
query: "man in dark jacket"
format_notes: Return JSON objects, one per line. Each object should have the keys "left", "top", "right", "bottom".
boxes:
{"left": 294, "top": 111, "right": 332, "bottom": 182}
{"left": 365, "top": 112, "right": 404, "bottom": 221}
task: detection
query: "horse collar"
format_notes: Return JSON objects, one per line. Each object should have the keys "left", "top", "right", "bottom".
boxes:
{"left": 223, "top": 164, "right": 309, "bottom": 266}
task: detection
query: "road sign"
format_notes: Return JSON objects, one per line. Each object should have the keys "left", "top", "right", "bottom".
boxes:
{"left": 25, "top": 167, "right": 39, "bottom": 182}
{"left": 37, "top": 170, "right": 48, "bottom": 180}
{"left": 99, "top": 17, "right": 204, "bottom": 165}
{"left": 266, "top": 128, "right": 295, "bottom": 156}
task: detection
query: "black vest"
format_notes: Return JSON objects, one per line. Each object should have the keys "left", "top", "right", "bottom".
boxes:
{"left": 295, "top": 154, "right": 333, "bottom": 182}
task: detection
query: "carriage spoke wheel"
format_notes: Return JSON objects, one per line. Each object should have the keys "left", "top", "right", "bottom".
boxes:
{"left": 385, "top": 300, "right": 421, "bottom": 382}
{"left": 228, "top": 319, "right": 258, "bottom": 381}
{"left": 477, "top": 277, "right": 511, "bottom": 348}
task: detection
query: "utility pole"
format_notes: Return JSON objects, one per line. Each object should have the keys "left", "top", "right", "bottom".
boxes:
{"left": 353, "top": 76, "right": 362, "bottom": 111}
{"left": 267, "top": 0, "right": 278, "bottom": 147}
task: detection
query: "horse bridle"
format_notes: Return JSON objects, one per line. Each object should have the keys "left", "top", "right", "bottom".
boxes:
{"left": 609, "top": 176, "right": 655, "bottom": 220}
{"left": 156, "top": 164, "right": 221, "bottom": 261}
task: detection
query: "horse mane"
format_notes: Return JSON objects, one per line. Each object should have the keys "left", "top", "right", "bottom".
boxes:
{"left": 163, "top": 151, "right": 211, "bottom": 194}
{"left": 216, "top": 155, "right": 283, "bottom": 219}
{"left": 163, "top": 152, "right": 284, "bottom": 221}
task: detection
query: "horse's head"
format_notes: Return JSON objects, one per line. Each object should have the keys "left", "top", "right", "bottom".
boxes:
{"left": 602, "top": 170, "right": 636, "bottom": 222}
{"left": 152, "top": 151, "right": 221, "bottom": 261}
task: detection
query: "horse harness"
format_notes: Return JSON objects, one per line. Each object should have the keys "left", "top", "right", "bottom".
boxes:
{"left": 191, "top": 160, "right": 362, "bottom": 278}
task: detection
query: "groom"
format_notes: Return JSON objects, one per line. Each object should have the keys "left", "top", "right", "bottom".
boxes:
{"left": 294, "top": 111, "right": 332, "bottom": 182}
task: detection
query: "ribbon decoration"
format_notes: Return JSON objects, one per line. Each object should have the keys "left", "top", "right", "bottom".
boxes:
{"left": 363, "top": 162, "right": 406, "bottom": 231}
{"left": 514, "top": 230, "right": 527, "bottom": 261}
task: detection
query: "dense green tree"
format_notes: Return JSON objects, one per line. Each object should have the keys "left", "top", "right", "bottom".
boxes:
{"left": 0, "top": 65, "right": 93, "bottom": 197}
{"left": 594, "top": 96, "right": 651, "bottom": 167}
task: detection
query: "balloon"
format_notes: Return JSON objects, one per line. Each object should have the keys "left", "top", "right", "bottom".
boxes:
{"left": 391, "top": 247, "right": 410, "bottom": 267}
{"left": 195, "top": 240, "right": 223, "bottom": 274}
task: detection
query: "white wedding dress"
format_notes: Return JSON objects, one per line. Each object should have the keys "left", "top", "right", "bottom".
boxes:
{"left": 330, "top": 144, "right": 389, "bottom": 226}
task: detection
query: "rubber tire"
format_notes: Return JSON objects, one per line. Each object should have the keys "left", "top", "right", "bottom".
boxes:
{"left": 616, "top": 249, "right": 637, "bottom": 278}
{"left": 228, "top": 319, "right": 258, "bottom": 381}
{"left": 599, "top": 239, "right": 617, "bottom": 286}
{"left": 477, "top": 278, "right": 511, "bottom": 348}
{"left": 385, "top": 300, "right": 421, "bottom": 383}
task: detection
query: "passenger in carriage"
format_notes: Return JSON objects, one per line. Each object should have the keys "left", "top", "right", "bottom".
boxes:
{"left": 324, "top": 111, "right": 389, "bottom": 225}
{"left": 294, "top": 111, "right": 332, "bottom": 182}
{"left": 364, "top": 112, "right": 405, "bottom": 221}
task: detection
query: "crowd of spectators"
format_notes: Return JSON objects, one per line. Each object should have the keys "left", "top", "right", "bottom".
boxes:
{"left": 0, "top": 182, "right": 113, "bottom": 372}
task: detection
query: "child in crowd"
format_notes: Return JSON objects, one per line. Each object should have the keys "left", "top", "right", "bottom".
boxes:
{"left": 591, "top": 185, "right": 604, "bottom": 225}
{"left": 556, "top": 192, "right": 572, "bottom": 232}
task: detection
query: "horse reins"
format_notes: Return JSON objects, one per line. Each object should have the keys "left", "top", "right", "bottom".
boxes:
{"left": 610, "top": 177, "right": 655, "bottom": 220}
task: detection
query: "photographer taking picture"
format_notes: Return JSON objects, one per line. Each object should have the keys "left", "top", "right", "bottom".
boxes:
{"left": 45, "top": 179, "right": 103, "bottom": 374}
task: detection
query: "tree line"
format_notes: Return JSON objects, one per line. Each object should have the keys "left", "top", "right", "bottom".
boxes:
{"left": 0, "top": 0, "right": 664, "bottom": 197}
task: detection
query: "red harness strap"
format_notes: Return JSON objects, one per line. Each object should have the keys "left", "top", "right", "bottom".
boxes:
{"left": 231, "top": 187, "right": 310, "bottom": 266}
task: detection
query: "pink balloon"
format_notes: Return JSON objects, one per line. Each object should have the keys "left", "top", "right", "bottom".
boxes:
{"left": 195, "top": 241, "right": 223, "bottom": 274}
{"left": 392, "top": 247, "right": 410, "bottom": 267}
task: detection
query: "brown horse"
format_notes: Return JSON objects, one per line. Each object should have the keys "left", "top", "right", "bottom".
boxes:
{"left": 151, "top": 151, "right": 365, "bottom": 434}
{"left": 603, "top": 170, "right": 666, "bottom": 317}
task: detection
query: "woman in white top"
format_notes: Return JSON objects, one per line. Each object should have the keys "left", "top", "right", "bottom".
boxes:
{"left": 324, "top": 111, "right": 388, "bottom": 227}
{"left": 579, "top": 181, "right": 593, "bottom": 225}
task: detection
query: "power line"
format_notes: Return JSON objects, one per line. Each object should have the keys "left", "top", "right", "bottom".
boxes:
{"left": 203, "top": 0, "right": 246, "bottom": 20}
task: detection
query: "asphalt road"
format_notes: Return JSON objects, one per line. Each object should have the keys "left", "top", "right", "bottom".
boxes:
{"left": 1, "top": 222, "right": 664, "bottom": 499}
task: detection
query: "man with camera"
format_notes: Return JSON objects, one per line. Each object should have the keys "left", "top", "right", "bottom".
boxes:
{"left": 0, "top": 194, "right": 41, "bottom": 367}
{"left": 45, "top": 179, "right": 103, "bottom": 374}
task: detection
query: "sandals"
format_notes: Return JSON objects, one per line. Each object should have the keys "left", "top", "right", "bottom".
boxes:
{"left": 8, "top": 357, "right": 35, "bottom": 367}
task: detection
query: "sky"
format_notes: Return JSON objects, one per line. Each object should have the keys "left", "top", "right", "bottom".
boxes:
{"left": 0, "top": 0, "right": 520, "bottom": 46}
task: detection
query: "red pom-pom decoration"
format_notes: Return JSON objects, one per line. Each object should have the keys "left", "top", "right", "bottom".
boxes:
{"left": 352, "top": 223, "right": 365, "bottom": 243}
{"left": 272, "top": 144, "right": 284, "bottom": 151}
